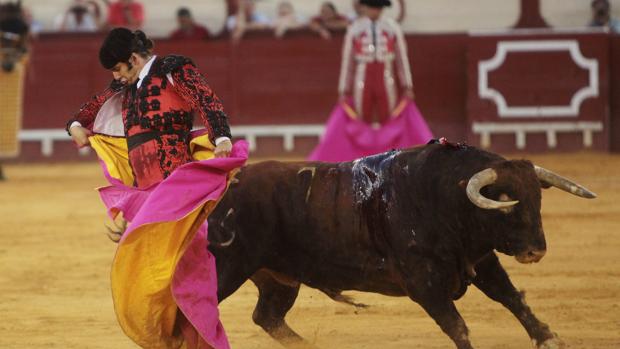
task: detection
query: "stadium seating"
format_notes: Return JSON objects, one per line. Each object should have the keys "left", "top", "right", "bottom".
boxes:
{"left": 19, "top": 0, "right": 620, "bottom": 37}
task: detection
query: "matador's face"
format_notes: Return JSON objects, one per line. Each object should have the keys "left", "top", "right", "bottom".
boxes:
{"left": 110, "top": 57, "right": 139, "bottom": 86}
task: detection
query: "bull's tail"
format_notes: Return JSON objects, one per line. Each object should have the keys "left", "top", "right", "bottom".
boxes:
{"left": 320, "top": 288, "right": 369, "bottom": 309}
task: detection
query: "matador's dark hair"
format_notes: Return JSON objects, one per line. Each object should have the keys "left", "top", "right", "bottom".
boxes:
{"left": 360, "top": 0, "right": 392, "bottom": 8}
{"left": 98, "top": 28, "right": 154, "bottom": 69}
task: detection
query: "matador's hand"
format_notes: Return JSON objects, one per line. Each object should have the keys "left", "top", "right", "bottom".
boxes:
{"left": 214, "top": 139, "right": 232, "bottom": 158}
{"left": 109, "top": 79, "right": 126, "bottom": 92}
{"left": 69, "top": 126, "right": 92, "bottom": 148}
{"left": 404, "top": 88, "right": 415, "bottom": 100}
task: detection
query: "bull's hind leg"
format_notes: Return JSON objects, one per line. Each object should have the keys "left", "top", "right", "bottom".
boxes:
{"left": 250, "top": 270, "right": 317, "bottom": 349}
{"left": 473, "top": 253, "right": 563, "bottom": 349}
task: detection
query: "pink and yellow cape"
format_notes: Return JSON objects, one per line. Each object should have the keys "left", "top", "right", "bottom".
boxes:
{"left": 89, "top": 131, "right": 247, "bottom": 349}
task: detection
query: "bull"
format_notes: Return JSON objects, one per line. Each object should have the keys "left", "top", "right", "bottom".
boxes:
{"left": 204, "top": 141, "right": 595, "bottom": 349}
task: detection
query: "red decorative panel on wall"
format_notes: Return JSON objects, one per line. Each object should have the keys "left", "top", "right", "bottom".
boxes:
{"left": 466, "top": 32, "right": 609, "bottom": 152}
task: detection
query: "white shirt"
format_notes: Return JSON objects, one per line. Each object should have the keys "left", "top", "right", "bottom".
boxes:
{"left": 70, "top": 55, "right": 230, "bottom": 145}
{"left": 53, "top": 12, "right": 98, "bottom": 32}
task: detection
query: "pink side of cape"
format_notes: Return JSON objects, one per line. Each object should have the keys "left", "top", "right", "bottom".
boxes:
{"left": 308, "top": 100, "right": 433, "bottom": 162}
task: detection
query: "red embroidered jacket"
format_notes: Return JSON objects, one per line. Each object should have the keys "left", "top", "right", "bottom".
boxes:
{"left": 67, "top": 55, "right": 232, "bottom": 188}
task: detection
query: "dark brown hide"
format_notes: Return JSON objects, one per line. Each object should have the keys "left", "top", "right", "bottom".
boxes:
{"left": 207, "top": 143, "right": 568, "bottom": 349}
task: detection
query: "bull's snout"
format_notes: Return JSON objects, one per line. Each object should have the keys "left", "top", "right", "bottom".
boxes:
{"left": 515, "top": 248, "right": 546, "bottom": 264}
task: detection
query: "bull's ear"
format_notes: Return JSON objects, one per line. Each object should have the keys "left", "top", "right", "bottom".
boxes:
{"left": 539, "top": 179, "right": 553, "bottom": 189}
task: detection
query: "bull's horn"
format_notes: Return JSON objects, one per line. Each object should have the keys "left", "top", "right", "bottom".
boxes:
{"left": 466, "top": 168, "right": 519, "bottom": 210}
{"left": 534, "top": 166, "right": 597, "bottom": 199}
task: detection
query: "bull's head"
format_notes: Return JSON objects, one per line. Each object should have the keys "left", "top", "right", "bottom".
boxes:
{"left": 465, "top": 161, "right": 595, "bottom": 264}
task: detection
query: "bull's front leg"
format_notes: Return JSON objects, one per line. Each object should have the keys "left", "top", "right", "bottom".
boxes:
{"left": 473, "top": 253, "right": 563, "bottom": 349}
{"left": 404, "top": 260, "right": 474, "bottom": 349}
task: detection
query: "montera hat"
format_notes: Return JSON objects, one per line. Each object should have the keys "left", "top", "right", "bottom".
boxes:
{"left": 360, "top": 0, "right": 392, "bottom": 8}
{"left": 99, "top": 28, "right": 153, "bottom": 69}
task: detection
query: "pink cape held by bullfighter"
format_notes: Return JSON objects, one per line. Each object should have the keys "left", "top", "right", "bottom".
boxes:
{"left": 309, "top": 98, "right": 433, "bottom": 162}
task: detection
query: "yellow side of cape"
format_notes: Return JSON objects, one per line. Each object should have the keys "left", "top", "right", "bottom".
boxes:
{"left": 89, "top": 133, "right": 216, "bottom": 186}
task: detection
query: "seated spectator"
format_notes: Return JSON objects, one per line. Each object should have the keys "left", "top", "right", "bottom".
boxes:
{"left": 106, "top": 0, "right": 144, "bottom": 30}
{"left": 226, "top": 0, "right": 271, "bottom": 42}
{"left": 589, "top": 0, "right": 620, "bottom": 33}
{"left": 0, "top": 2, "right": 29, "bottom": 40}
{"left": 273, "top": 1, "right": 305, "bottom": 38}
{"left": 348, "top": 0, "right": 363, "bottom": 21}
{"left": 22, "top": 6, "right": 43, "bottom": 38}
{"left": 53, "top": 0, "right": 101, "bottom": 32}
{"left": 169, "top": 7, "right": 210, "bottom": 40}
{"left": 309, "top": 2, "right": 349, "bottom": 39}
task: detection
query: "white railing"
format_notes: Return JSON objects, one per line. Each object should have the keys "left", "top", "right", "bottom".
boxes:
{"left": 18, "top": 125, "right": 326, "bottom": 157}
{"left": 472, "top": 121, "right": 604, "bottom": 150}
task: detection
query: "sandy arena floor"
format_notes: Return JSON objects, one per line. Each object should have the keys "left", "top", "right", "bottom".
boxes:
{"left": 0, "top": 153, "right": 619, "bottom": 349}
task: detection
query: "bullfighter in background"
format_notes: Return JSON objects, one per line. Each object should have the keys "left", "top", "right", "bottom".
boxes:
{"left": 66, "top": 28, "right": 247, "bottom": 349}
{"left": 0, "top": 1, "right": 30, "bottom": 180}
{"left": 309, "top": 0, "right": 432, "bottom": 162}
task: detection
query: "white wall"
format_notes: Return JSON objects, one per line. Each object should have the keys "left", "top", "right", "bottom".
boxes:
{"left": 401, "top": 0, "right": 519, "bottom": 32}
{"left": 20, "top": 0, "right": 617, "bottom": 37}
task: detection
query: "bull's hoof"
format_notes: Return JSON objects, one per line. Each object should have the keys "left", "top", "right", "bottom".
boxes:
{"left": 534, "top": 336, "right": 565, "bottom": 349}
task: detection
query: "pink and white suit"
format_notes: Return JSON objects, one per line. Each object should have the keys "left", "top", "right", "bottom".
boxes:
{"left": 338, "top": 16, "right": 413, "bottom": 124}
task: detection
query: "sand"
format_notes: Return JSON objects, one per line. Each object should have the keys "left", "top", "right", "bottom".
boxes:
{"left": 0, "top": 153, "right": 618, "bottom": 348}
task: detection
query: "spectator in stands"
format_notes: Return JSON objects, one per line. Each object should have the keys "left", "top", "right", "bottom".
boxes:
{"left": 106, "top": 0, "right": 144, "bottom": 30}
{"left": 22, "top": 6, "right": 42, "bottom": 38}
{"left": 0, "top": 1, "right": 29, "bottom": 53}
{"left": 273, "top": 1, "right": 305, "bottom": 38}
{"left": 348, "top": 0, "right": 364, "bottom": 21}
{"left": 169, "top": 7, "right": 210, "bottom": 40}
{"left": 309, "top": 2, "right": 349, "bottom": 40}
{"left": 226, "top": 0, "right": 271, "bottom": 42}
{"left": 54, "top": 0, "right": 102, "bottom": 32}
{"left": 589, "top": 0, "right": 620, "bottom": 33}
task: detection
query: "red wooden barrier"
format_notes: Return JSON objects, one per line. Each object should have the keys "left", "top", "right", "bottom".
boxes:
{"left": 15, "top": 29, "right": 620, "bottom": 161}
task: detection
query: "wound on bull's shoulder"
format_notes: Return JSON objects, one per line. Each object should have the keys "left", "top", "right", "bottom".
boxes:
{"left": 297, "top": 166, "right": 316, "bottom": 203}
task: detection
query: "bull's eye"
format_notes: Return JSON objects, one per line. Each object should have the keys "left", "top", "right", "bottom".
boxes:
{"left": 498, "top": 193, "right": 515, "bottom": 214}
